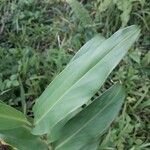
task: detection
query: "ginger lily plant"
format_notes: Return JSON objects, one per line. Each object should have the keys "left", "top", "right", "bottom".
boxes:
{"left": 0, "top": 25, "right": 140, "bottom": 150}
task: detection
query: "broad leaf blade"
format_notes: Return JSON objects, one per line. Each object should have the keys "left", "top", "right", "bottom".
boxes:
{"left": 70, "top": 35, "right": 106, "bottom": 63}
{"left": 80, "top": 139, "right": 99, "bottom": 150}
{"left": 32, "top": 25, "right": 140, "bottom": 136}
{"left": 54, "top": 83, "right": 125, "bottom": 150}
{"left": 0, "top": 103, "right": 31, "bottom": 130}
{"left": 0, "top": 126, "right": 47, "bottom": 150}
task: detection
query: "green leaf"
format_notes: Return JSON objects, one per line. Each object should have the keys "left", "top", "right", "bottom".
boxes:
{"left": 54, "top": 83, "right": 125, "bottom": 150}
{"left": 32, "top": 25, "right": 140, "bottom": 137}
{"left": 48, "top": 35, "right": 106, "bottom": 142}
{"left": 70, "top": 34, "right": 106, "bottom": 63}
{"left": 129, "top": 49, "right": 141, "bottom": 64}
{"left": 98, "top": 0, "right": 113, "bottom": 12}
{"left": 114, "top": 0, "right": 132, "bottom": 27}
{"left": 0, "top": 126, "right": 48, "bottom": 150}
{"left": 0, "top": 102, "right": 31, "bottom": 130}
{"left": 142, "top": 51, "right": 150, "bottom": 66}
{"left": 0, "top": 100, "right": 5, "bottom": 104}
{"left": 80, "top": 139, "right": 100, "bottom": 150}
{"left": 66, "top": 0, "right": 93, "bottom": 27}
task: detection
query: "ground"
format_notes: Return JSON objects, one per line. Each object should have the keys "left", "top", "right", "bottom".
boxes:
{"left": 0, "top": 0, "right": 149, "bottom": 149}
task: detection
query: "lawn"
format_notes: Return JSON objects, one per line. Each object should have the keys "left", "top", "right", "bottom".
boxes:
{"left": 0, "top": 0, "right": 149, "bottom": 149}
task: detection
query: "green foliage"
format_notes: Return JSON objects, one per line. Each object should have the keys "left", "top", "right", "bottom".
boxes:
{"left": 98, "top": 0, "right": 113, "bottom": 12}
{"left": 66, "top": 0, "right": 97, "bottom": 37}
{"left": 115, "top": 0, "right": 133, "bottom": 27}
{"left": 54, "top": 83, "right": 125, "bottom": 150}
{"left": 0, "top": 26, "right": 140, "bottom": 149}
{"left": 70, "top": 35, "right": 106, "bottom": 63}
{"left": 0, "top": 102, "right": 30, "bottom": 130}
{"left": 0, "top": 0, "right": 149, "bottom": 149}
{"left": 0, "top": 127, "right": 47, "bottom": 150}
{"left": 98, "top": 0, "right": 146, "bottom": 26}
{"left": 0, "top": 48, "right": 70, "bottom": 106}
{"left": 32, "top": 26, "right": 140, "bottom": 139}
{"left": 66, "top": 0, "right": 94, "bottom": 27}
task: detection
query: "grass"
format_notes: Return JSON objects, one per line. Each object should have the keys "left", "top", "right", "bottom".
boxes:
{"left": 0, "top": 0, "right": 149, "bottom": 149}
